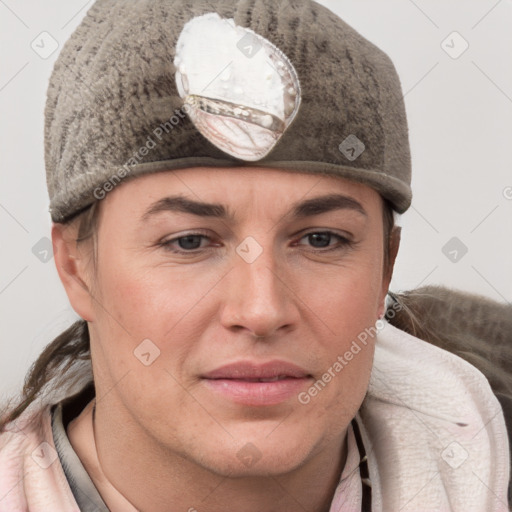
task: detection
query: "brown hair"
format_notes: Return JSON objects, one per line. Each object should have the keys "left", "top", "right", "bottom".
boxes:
{"left": 0, "top": 203, "right": 99, "bottom": 431}
{"left": 1, "top": 198, "right": 511, "bottom": 437}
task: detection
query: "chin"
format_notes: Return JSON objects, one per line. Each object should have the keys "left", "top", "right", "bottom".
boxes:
{"left": 201, "top": 446, "right": 313, "bottom": 478}
{"left": 186, "top": 424, "right": 321, "bottom": 478}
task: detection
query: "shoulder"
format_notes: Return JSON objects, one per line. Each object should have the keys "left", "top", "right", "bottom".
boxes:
{"left": 387, "top": 285, "right": 512, "bottom": 474}
{"left": 0, "top": 404, "right": 79, "bottom": 511}
{"left": 360, "top": 320, "right": 511, "bottom": 511}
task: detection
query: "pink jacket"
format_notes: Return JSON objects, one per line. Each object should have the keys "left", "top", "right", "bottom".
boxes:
{"left": 0, "top": 407, "right": 80, "bottom": 511}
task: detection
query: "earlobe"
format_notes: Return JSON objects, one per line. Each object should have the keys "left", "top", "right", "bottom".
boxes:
{"left": 51, "top": 223, "right": 95, "bottom": 322}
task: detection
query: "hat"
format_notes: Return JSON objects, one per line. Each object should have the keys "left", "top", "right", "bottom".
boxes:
{"left": 44, "top": 0, "right": 412, "bottom": 223}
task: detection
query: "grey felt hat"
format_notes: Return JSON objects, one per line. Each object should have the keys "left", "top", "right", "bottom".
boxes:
{"left": 45, "top": 0, "right": 412, "bottom": 223}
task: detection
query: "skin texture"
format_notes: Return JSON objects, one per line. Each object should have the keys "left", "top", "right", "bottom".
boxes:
{"left": 52, "top": 167, "right": 399, "bottom": 512}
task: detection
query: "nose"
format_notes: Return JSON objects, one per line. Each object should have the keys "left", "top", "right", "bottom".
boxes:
{"left": 220, "top": 240, "right": 300, "bottom": 339}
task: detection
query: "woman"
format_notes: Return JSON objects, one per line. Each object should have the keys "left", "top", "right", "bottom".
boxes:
{"left": 0, "top": 0, "right": 510, "bottom": 510}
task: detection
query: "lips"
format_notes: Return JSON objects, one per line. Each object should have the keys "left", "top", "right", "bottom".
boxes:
{"left": 202, "top": 360, "right": 311, "bottom": 380}
{"left": 201, "top": 360, "right": 312, "bottom": 406}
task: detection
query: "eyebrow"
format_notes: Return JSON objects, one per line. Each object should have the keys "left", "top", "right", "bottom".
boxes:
{"left": 140, "top": 193, "right": 367, "bottom": 222}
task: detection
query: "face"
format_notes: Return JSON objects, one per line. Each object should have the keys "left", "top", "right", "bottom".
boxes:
{"left": 63, "top": 167, "right": 393, "bottom": 478}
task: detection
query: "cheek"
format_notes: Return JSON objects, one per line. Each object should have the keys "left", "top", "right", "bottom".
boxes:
{"left": 296, "top": 255, "right": 383, "bottom": 416}
{"left": 306, "top": 255, "right": 384, "bottom": 334}
{"left": 90, "top": 254, "right": 223, "bottom": 369}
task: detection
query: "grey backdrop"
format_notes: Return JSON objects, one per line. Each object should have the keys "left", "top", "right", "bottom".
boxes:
{"left": 1, "top": 0, "right": 511, "bottom": 396}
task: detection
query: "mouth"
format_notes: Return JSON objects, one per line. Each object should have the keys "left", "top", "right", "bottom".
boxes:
{"left": 221, "top": 376, "right": 291, "bottom": 382}
{"left": 201, "top": 360, "right": 313, "bottom": 406}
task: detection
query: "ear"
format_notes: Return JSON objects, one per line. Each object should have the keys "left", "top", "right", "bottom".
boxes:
{"left": 51, "top": 222, "right": 96, "bottom": 322}
{"left": 378, "top": 226, "right": 401, "bottom": 318}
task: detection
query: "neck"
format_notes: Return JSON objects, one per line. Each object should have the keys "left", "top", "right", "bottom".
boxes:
{"left": 68, "top": 398, "right": 348, "bottom": 512}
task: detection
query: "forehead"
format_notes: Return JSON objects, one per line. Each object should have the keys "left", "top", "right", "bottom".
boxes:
{"left": 99, "top": 166, "right": 384, "bottom": 223}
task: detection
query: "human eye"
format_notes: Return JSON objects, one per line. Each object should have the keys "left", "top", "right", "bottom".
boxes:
{"left": 295, "top": 230, "right": 353, "bottom": 252}
{"left": 158, "top": 231, "right": 215, "bottom": 255}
